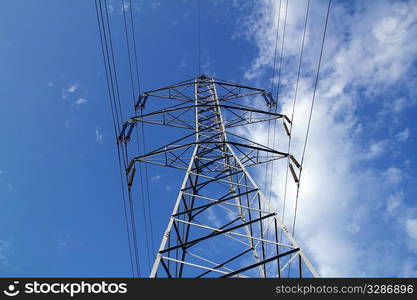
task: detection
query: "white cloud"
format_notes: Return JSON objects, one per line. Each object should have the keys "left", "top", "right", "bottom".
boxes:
{"left": 393, "top": 97, "right": 408, "bottom": 113}
{"left": 0, "top": 240, "right": 10, "bottom": 267}
{"left": 107, "top": 0, "right": 114, "bottom": 13}
{"left": 386, "top": 191, "right": 403, "bottom": 215}
{"left": 56, "top": 234, "right": 71, "bottom": 248}
{"left": 380, "top": 96, "right": 417, "bottom": 119}
{"left": 201, "top": 61, "right": 212, "bottom": 76}
{"left": 237, "top": 0, "right": 417, "bottom": 277}
{"left": 205, "top": 207, "right": 222, "bottom": 228}
{"left": 405, "top": 218, "right": 417, "bottom": 253}
{"left": 178, "top": 55, "right": 188, "bottom": 70}
{"left": 95, "top": 127, "right": 103, "bottom": 145}
{"left": 67, "top": 84, "right": 77, "bottom": 93}
{"left": 152, "top": 1, "right": 161, "bottom": 10}
{"left": 121, "top": 1, "right": 130, "bottom": 12}
{"left": 75, "top": 98, "right": 87, "bottom": 105}
{"left": 62, "top": 83, "right": 78, "bottom": 100}
{"left": 383, "top": 167, "right": 404, "bottom": 185}
{"left": 400, "top": 259, "right": 417, "bottom": 277}
{"left": 405, "top": 219, "right": 417, "bottom": 241}
{"left": 47, "top": 82, "right": 54, "bottom": 87}
{"left": 397, "top": 128, "right": 410, "bottom": 142}
{"left": 61, "top": 83, "right": 89, "bottom": 107}
{"left": 364, "top": 140, "right": 389, "bottom": 160}
{"left": 151, "top": 175, "right": 161, "bottom": 181}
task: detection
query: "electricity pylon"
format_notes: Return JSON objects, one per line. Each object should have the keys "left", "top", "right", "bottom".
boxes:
{"left": 119, "top": 75, "right": 318, "bottom": 278}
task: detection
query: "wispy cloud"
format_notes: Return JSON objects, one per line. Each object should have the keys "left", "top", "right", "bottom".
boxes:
{"left": 152, "top": 1, "right": 161, "bottom": 10}
{"left": 56, "top": 234, "right": 72, "bottom": 248}
{"left": 121, "top": 1, "right": 130, "bottom": 12}
{"left": 95, "top": 126, "right": 103, "bottom": 145}
{"left": 0, "top": 169, "right": 12, "bottom": 192}
{"left": 383, "top": 167, "right": 404, "bottom": 185}
{"left": 151, "top": 174, "right": 161, "bottom": 181}
{"left": 364, "top": 139, "right": 389, "bottom": 160}
{"left": 178, "top": 55, "right": 188, "bottom": 70}
{"left": 397, "top": 128, "right": 410, "bottom": 142}
{"left": 61, "top": 83, "right": 78, "bottom": 100}
{"left": 201, "top": 60, "right": 212, "bottom": 76}
{"left": 205, "top": 207, "right": 222, "bottom": 228}
{"left": 66, "top": 84, "right": 77, "bottom": 93}
{"left": 75, "top": 98, "right": 87, "bottom": 105}
{"left": 237, "top": 0, "right": 417, "bottom": 276}
{"left": 0, "top": 240, "right": 11, "bottom": 267}
{"left": 107, "top": 0, "right": 114, "bottom": 13}
{"left": 61, "top": 83, "right": 90, "bottom": 107}
{"left": 107, "top": 0, "right": 141, "bottom": 14}
{"left": 406, "top": 219, "right": 417, "bottom": 244}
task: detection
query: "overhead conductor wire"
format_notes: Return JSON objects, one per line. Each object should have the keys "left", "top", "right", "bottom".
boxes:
{"left": 291, "top": 0, "right": 332, "bottom": 237}
{"left": 95, "top": 0, "right": 142, "bottom": 277}
{"left": 121, "top": 0, "right": 153, "bottom": 273}
{"left": 128, "top": 0, "right": 156, "bottom": 267}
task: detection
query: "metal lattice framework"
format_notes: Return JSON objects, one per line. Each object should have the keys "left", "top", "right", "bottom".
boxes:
{"left": 119, "top": 75, "right": 318, "bottom": 278}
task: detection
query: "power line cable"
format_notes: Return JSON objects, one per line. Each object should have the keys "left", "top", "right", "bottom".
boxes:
{"left": 292, "top": 0, "right": 332, "bottom": 236}
{"left": 286, "top": 0, "right": 331, "bottom": 278}
{"left": 274, "top": 0, "right": 288, "bottom": 107}
{"left": 128, "top": 0, "right": 142, "bottom": 93}
{"left": 282, "top": 0, "right": 310, "bottom": 234}
{"left": 268, "top": 0, "right": 287, "bottom": 202}
{"left": 267, "top": 0, "right": 288, "bottom": 222}
{"left": 103, "top": 0, "right": 124, "bottom": 126}
{"left": 281, "top": 0, "right": 310, "bottom": 277}
{"left": 94, "top": 0, "right": 137, "bottom": 277}
{"left": 121, "top": 0, "right": 152, "bottom": 273}
{"left": 270, "top": 0, "right": 282, "bottom": 96}
{"left": 263, "top": 0, "right": 282, "bottom": 240}
{"left": 100, "top": 0, "right": 143, "bottom": 277}
{"left": 272, "top": 0, "right": 289, "bottom": 241}
{"left": 265, "top": 0, "right": 288, "bottom": 263}
{"left": 127, "top": 0, "right": 156, "bottom": 262}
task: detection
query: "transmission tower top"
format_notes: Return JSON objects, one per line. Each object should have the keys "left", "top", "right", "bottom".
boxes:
{"left": 118, "top": 75, "right": 318, "bottom": 278}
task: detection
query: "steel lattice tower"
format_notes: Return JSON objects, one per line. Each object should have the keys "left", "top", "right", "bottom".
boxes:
{"left": 119, "top": 75, "right": 318, "bottom": 278}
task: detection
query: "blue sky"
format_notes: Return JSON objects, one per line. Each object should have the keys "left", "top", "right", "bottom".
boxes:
{"left": 1, "top": 0, "right": 417, "bottom": 277}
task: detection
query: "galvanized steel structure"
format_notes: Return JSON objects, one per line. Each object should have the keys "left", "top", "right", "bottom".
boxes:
{"left": 119, "top": 75, "right": 318, "bottom": 278}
